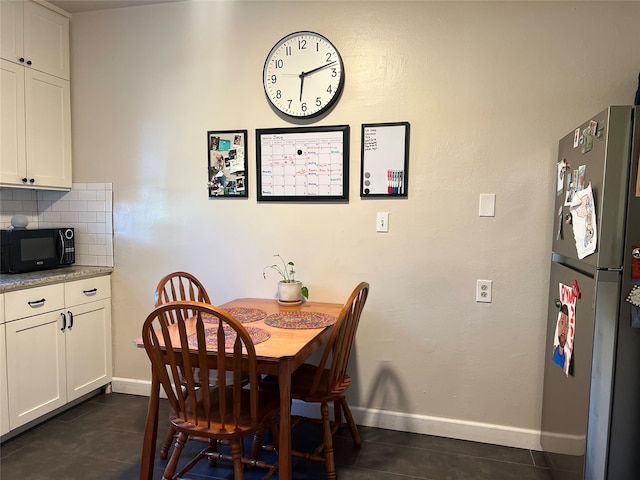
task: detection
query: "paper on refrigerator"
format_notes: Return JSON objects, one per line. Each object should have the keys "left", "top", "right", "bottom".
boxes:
{"left": 553, "top": 283, "right": 577, "bottom": 377}
{"left": 569, "top": 183, "right": 597, "bottom": 259}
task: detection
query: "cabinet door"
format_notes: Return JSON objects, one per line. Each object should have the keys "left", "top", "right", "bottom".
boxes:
{"left": 23, "top": 1, "right": 69, "bottom": 80}
{"left": 0, "top": 0, "right": 24, "bottom": 65}
{"left": 0, "top": 59, "right": 27, "bottom": 186}
{"left": 25, "top": 69, "right": 72, "bottom": 189}
{"left": 0, "top": 294, "right": 9, "bottom": 437}
{"left": 65, "top": 299, "right": 112, "bottom": 401}
{"left": 6, "top": 310, "right": 67, "bottom": 429}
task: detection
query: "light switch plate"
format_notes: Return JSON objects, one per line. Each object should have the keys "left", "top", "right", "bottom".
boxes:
{"left": 479, "top": 194, "right": 496, "bottom": 217}
{"left": 376, "top": 212, "right": 389, "bottom": 232}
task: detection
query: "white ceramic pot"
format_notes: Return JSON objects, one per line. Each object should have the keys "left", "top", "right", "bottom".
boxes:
{"left": 277, "top": 280, "right": 302, "bottom": 305}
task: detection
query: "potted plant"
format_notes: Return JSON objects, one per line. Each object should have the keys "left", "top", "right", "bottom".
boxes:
{"left": 263, "top": 254, "right": 309, "bottom": 304}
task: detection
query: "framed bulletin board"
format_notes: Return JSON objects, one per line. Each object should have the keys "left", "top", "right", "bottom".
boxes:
{"left": 360, "top": 122, "right": 410, "bottom": 197}
{"left": 256, "top": 125, "right": 350, "bottom": 202}
{"left": 207, "top": 130, "right": 248, "bottom": 198}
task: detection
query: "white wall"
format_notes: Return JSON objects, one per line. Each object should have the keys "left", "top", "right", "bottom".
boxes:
{"left": 66, "top": 0, "right": 640, "bottom": 449}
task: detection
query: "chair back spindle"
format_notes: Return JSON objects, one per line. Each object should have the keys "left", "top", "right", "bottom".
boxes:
{"left": 155, "top": 272, "right": 211, "bottom": 324}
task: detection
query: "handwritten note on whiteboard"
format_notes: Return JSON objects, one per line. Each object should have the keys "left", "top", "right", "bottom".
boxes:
{"left": 361, "top": 122, "right": 410, "bottom": 197}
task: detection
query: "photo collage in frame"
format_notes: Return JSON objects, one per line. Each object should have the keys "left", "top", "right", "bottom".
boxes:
{"left": 207, "top": 130, "right": 248, "bottom": 198}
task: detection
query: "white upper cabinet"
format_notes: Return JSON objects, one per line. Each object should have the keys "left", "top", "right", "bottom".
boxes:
{"left": 0, "top": 1, "right": 71, "bottom": 190}
{"left": 0, "top": 60, "right": 27, "bottom": 185}
{"left": 1, "top": 0, "right": 70, "bottom": 80}
{"left": 1, "top": 58, "right": 72, "bottom": 189}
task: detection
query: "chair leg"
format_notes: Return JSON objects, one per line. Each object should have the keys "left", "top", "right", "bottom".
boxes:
{"left": 159, "top": 426, "right": 176, "bottom": 459}
{"left": 163, "top": 432, "right": 187, "bottom": 480}
{"left": 268, "top": 415, "right": 280, "bottom": 451}
{"left": 340, "top": 396, "right": 362, "bottom": 447}
{"left": 321, "top": 402, "right": 337, "bottom": 480}
{"left": 334, "top": 398, "right": 343, "bottom": 426}
{"left": 230, "top": 438, "right": 245, "bottom": 480}
{"left": 207, "top": 438, "right": 218, "bottom": 467}
{"left": 250, "top": 427, "right": 265, "bottom": 460}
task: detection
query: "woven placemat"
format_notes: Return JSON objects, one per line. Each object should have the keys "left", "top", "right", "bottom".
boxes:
{"left": 264, "top": 311, "right": 337, "bottom": 329}
{"left": 201, "top": 307, "right": 267, "bottom": 324}
{"left": 187, "top": 326, "right": 270, "bottom": 349}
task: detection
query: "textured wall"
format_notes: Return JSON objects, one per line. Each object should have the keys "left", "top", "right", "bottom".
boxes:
{"left": 66, "top": 1, "right": 640, "bottom": 447}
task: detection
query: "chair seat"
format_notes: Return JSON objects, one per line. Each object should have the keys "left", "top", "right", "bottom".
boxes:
{"left": 170, "top": 386, "right": 281, "bottom": 437}
{"left": 261, "top": 364, "right": 351, "bottom": 401}
{"left": 186, "top": 368, "right": 249, "bottom": 388}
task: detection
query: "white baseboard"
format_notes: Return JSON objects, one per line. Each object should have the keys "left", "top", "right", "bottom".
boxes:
{"left": 111, "top": 377, "right": 542, "bottom": 451}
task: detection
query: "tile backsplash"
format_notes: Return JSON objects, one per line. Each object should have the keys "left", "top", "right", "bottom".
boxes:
{"left": 0, "top": 183, "right": 114, "bottom": 267}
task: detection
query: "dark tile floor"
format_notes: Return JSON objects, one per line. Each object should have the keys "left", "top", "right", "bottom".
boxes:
{"left": 0, "top": 392, "right": 554, "bottom": 479}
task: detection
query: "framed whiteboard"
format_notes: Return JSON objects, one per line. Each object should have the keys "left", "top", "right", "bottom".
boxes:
{"left": 360, "top": 122, "right": 410, "bottom": 198}
{"left": 256, "top": 125, "right": 350, "bottom": 202}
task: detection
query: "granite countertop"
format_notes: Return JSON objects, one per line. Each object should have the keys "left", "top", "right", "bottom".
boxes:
{"left": 0, "top": 266, "right": 114, "bottom": 293}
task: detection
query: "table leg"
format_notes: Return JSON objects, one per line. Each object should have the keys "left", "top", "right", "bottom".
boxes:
{"left": 278, "top": 359, "right": 293, "bottom": 480}
{"left": 140, "top": 371, "right": 160, "bottom": 480}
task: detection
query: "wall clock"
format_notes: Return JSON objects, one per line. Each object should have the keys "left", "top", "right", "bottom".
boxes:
{"left": 263, "top": 31, "right": 344, "bottom": 119}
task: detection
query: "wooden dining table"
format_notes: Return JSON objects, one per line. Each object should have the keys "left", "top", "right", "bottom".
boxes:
{"left": 137, "top": 297, "right": 343, "bottom": 480}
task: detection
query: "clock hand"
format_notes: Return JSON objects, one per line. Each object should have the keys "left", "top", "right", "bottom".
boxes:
{"left": 301, "top": 60, "right": 337, "bottom": 77}
{"left": 299, "top": 72, "right": 305, "bottom": 101}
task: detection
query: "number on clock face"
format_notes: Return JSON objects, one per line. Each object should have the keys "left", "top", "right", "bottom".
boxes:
{"left": 263, "top": 31, "right": 344, "bottom": 119}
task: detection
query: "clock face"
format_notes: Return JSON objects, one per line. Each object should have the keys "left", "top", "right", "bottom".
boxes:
{"left": 263, "top": 31, "right": 344, "bottom": 119}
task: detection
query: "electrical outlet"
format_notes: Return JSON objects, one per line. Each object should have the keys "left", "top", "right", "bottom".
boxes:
{"left": 476, "top": 280, "right": 492, "bottom": 303}
{"left": 376, "top": 212, "right": 389, "bottom": 232}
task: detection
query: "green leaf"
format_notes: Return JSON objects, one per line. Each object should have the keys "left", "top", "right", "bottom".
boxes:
{"left": 301, "top": 286, "right": 309, "bottom": 299}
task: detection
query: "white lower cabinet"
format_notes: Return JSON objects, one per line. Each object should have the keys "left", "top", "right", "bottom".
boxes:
{"left": 64, "top": 276, "right": 112, "bottom": 401}
{"left": 0, "top": 294, "right": 9, "bottom": 436}
{"left": 3, "top": 275, "right": 111, "bottom": 432}
{"left": 5, "top": 307, "right": 67, "bottom": 428}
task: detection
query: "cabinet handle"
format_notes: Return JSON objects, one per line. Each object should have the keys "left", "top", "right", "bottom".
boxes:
{"left": 61, "top": 312, "right": 67, "bottom": 331}
{"left": 19, "top": 57, "right": 25, "bottom": 63}
{"left": 29, "top": 178, "right": 35, "bottom": 183}
{"left": 83, "top": 288, "right": 98, "bottom": 295}
{"left": 26, "top": 60, "right": 32, "bottom": 65}
{"left": 28, "top": 298, "right": 46, "bottom": 307}
{"left": 22, "top": 178, "right": 28, "bottom": 183}
{"left": 67, "top": 310, "right": 74, "bottom": 330}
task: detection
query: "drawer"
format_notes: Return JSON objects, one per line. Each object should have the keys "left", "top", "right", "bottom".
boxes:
{"left": 65, "top": 275, "right": 111, "bottom": 306}
{"left": 5, "top": 284, "right": 65, "bottom": 321}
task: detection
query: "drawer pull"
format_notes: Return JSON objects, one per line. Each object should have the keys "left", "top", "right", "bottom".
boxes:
{"left": 68, "top": 311, "right": 74, "bottom": 330}
{"left": 83, "top": 288, "right": 98, "bottom": 295}
{"left": 61, "top": 312, "right": 67, "bottom": 331}
{"left": 28, "top": 298, "right": 46, "bottom": 307}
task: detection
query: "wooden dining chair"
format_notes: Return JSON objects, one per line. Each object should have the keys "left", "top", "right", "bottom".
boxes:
{"left": 142, "top": 301, "right": 280, "bottom": 480}
{"left": 256, "top": 281, "right": 369, "bottom": 480}
{"left": 154, "top": 271, "right": 213, "bottom": 459}
{"left": 155, "top": 271, "right": 211, "bottom": 321}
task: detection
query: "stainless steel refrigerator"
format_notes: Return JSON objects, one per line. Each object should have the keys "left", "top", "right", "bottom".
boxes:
{"left": 540, "top": 106, "right": 640, "bottom": 480}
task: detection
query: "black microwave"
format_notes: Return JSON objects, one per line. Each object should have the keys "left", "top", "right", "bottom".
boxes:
{"left": 1, "top": 228, "right": 75, "bottom": 274}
